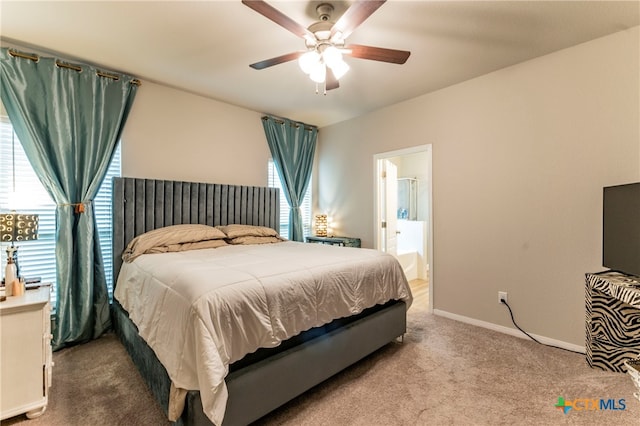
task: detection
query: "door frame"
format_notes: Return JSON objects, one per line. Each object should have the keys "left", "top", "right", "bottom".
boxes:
{"left": 380, "top": 158, "right": 399, "bottom": 256}
{"left": 373, "top": 144, "right": 433, "bottom": 313}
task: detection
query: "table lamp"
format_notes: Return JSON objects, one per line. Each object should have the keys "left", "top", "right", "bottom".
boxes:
{"left": 315, "top": 214, "right": 328, "bottom": 237}
{"left": 1, "top": 213, "right": 39, "bottom": 281}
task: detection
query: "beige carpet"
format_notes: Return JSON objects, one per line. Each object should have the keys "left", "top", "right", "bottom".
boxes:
{"left": 4, "top": 301, "right": 638, "bottom": 425}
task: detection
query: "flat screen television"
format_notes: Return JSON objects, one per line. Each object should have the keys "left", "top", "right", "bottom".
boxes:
{"left": 603, "top": 182, "right": 640, "bottom": 277}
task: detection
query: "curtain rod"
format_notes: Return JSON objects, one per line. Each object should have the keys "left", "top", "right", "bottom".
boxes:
{"left": 262, "top": 116, "right": 317, "bottom": 131}
{"left": 7, "top": 49, "right": 141, "bottom": 86}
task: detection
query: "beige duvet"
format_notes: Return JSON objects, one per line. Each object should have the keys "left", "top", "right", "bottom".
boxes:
{"left": 114, "top": 241, "right": 412, "bottom": 425}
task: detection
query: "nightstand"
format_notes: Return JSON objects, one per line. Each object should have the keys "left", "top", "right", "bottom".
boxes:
{"left": 305, "top": 236, "right": 361, "bottom": 248}
{"left": 585, "top": 271, "right": 640, "bottom": 372}
{"left": 0, "top": 285, "right": 53, "bottom": 420}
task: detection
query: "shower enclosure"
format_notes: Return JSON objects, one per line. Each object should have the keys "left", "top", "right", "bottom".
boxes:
{"left": 396, "top": 177, "right": 427, "bottom": 280}
{"left": 397, "top": 177, "right": 417, "bottom": 220}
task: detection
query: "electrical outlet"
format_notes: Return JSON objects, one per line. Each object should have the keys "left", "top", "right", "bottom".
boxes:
{"left": 498, "top": 291, "right": 508, "bottom": 304}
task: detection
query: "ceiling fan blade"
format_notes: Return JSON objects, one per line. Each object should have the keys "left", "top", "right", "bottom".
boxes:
{"left": 249, "top": 52, "right": 303, "bottom": 70}
{"left": 242, "top": 0, "right": 314, "bottom": 40}
{"left": 331, "top": 0, "right": 386, "bottom": 40}
{"left": 345, "top": 44, "right": 410, "bottom": 64}
{"left": 325, "top": 67, "right": 339, "bottom": 91}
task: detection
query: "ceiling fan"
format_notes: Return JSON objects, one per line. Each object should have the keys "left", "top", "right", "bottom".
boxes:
{"left": 242, "top": 0, "right": 411, "bottom": 93}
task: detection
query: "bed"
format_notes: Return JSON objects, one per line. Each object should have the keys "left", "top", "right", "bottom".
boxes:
{"left": 111, "top": 177, "right": 411, "bottom": 426}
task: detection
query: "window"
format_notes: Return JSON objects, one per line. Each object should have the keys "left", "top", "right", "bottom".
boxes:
{"left": 267, "top": 159, "right": 312, "bottom": 239}
{"left": 0, "top": 114, "right": 120, "bottom": 308}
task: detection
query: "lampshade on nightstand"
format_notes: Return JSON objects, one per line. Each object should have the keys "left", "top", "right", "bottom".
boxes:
{"left": 315, "top": 214, "right": 328, "bottom": 237}
{"left": 1, "top": 213, "right": 39, "bottom": 280}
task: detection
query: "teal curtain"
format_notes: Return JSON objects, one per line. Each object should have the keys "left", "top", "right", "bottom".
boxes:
{"left": 0, "top": 48, "right": 138, "bottom": 349}
{"left": 262, "top": 116, "right": 317, "bottom": 241}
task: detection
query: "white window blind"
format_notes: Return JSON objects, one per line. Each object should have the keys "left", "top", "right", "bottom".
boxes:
{"left": 267, "top": 159, "right": 312, "bottom": 239}
{"left": 0, "top": 115, "right": 120, "bottom": 308}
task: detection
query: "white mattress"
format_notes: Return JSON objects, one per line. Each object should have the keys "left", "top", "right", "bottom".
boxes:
{"left": 114, "top": 241, "right": 412, "bottom": 425}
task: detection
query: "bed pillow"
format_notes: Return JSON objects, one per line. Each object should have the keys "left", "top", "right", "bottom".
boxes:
{"left": 216, "top": 224, "right": 280, "bottom": 239}
{"left": 122, "top": 224, "right": 227, "bottom": 262}
{"left": 226, "top": 235, "right": 285, "bottom": 245}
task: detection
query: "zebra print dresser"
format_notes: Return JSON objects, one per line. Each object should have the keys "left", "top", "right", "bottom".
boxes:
{"left": 586, "top": 271, "right": 640, "bottom": 372}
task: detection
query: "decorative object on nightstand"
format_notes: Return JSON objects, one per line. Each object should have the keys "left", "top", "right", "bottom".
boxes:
{"left": 0, "top": 285, "right": 53, "bottom": 419}
{"left": 4, "top": 256, "right": 17, "bottom": 296}
{"left": 1, "top": 212, "right": 39, "bottom": 283}
{"left": 306, "top": 235, "right": 361, "bottom": 248}
{"left": 315, "top": 214, "right": 328, "bottom": 237}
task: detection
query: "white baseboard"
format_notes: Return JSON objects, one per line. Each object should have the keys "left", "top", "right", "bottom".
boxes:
{"left": 433, "top": 309, "right": 585, "bottom": 354}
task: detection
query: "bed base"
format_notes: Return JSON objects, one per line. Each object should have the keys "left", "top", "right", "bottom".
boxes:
{"left": 113, "top": 300, "right": 406, "bottom": 425}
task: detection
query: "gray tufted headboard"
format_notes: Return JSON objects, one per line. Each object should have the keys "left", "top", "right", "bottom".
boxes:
{"left": 111, "top": 177, "right": 279, "bottom": 287}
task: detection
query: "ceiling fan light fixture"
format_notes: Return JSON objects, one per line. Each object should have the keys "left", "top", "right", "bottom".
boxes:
{"left": 322, "top": 45, "right": 342, "bottom": 68}
{"left": 328, "top": 58, "right": 349, "bottom": 80}
{"left": 298, "top": 50, "right": 321, "bottom": 74}
{"left": 309, "top": 64, "right": 326, "bottom": 83}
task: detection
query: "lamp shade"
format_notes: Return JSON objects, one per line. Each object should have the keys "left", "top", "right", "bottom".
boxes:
{"left": 322, "top": 46, "right": 342, "bottom": 68}
{"left": 298, "top": 51, "right": 321, "bottom": 75}
{"left": 315, "top": 214, "right": 328, "bottom": 237}
{"left": 0, "top": 213, "right": 39, "bottom": 243}
{"left": 309, "top": 64, "right": 326, "bottom": 83}
{"left": 328, "top": 59, "right": 349, "bottom": 80}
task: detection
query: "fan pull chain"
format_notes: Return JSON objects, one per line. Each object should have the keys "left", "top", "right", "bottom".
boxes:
{"left": 313, "top": 82, "right": 329, "bottom": 95}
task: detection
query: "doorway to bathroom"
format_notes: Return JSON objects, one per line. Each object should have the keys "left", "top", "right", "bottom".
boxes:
{"left": 374, "top": 145, "right": 432, "bottom": 312}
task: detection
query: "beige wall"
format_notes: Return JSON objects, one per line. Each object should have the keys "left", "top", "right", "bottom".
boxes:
{"left": 121, "top": 81, "right": 269, "bottom": 187}
{"left": 317, "top": 27, "right": 640, "bottom": 346}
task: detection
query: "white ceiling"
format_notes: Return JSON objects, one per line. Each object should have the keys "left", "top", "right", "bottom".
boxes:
{"left": 1, "top": 1, "right": 639, "bottom": 127}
